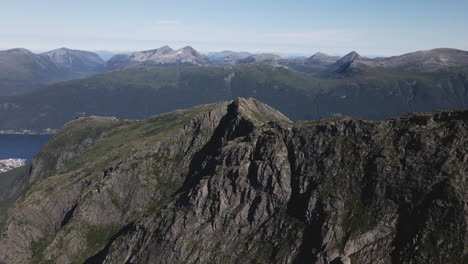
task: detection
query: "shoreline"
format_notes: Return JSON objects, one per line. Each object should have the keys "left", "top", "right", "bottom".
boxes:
{"left": 0, "top": 130, "right": 56, "bottom": 135}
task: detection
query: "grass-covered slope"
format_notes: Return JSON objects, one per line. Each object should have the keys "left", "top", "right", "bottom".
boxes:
{"left": 0, "top": 64, "right": 467, "bottom": 131}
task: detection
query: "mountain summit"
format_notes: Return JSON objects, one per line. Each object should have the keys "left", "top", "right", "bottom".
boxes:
{"left": 43, "top": 47, "right": 105, "bottom": 76}
{"left": 0, "top": 48, "right": 104, "bottom": 95}
{"left": 0, "top": 98, "right": 465, "bottom": 263}
{"left": 329, "top": 51, "right": 364, "bottom": 74}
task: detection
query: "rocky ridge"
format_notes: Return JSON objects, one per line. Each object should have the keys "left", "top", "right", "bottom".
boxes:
{"left": 0, "top": 98, "right": 466, "bottom": 264}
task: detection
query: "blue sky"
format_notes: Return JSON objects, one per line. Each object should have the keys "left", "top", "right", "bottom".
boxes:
{"left": 2, "top": 0, "right": 467, "bottom": 56}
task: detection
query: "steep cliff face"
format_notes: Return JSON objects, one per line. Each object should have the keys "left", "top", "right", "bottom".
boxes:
{"left": 0, "top": 98, "right": 466, "bottom": 264}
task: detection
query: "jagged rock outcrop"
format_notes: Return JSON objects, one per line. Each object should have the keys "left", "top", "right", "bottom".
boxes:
{"left": 0, "top": 98, "right": 466, "bottom": 264}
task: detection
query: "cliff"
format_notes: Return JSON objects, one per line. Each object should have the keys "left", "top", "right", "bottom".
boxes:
{"left": 0, "top": 98, "right": 466, "bottom": 264}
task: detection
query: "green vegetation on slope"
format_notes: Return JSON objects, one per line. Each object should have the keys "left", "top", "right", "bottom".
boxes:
{"left": 0, "top": 63, "right": 466, "bottom": 131}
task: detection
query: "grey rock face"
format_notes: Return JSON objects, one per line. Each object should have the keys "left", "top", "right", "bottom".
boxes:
{"left": 0, "top": 98, "right": 466, "bottom": 264}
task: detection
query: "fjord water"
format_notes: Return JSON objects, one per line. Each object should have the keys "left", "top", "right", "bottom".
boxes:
{"left": 0, "top": 134, "right": 52, "bottom": 162}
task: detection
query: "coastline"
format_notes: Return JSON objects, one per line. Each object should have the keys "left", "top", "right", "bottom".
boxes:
{"left": 0, "top": 129, "right": 56, "bottom": 135}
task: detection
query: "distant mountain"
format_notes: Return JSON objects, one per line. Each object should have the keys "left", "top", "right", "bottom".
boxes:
{"left": 207, "top": 50, "right": 251, "bottom": 65}
{"left": 42, "top": 48, "right": 105, "bottom": 77}
{"left": 364, "top": 48, "right": 468, "bottom": 72}
{"left": 0, "top": 48, "right": 105, "bottom": 95}
{"left": 0, "top": 62, "right": 466, "bottom": 131}
{"left": 0, "top": 48, "right": 66, "bottom": 95}
{"left": 279, "top": 52, "right": 342, "bottom": 73}
{"left": 305, "top": 52, "right": 340, "bottom": 64}
{"left": 328, "top": 51, "right": 365, "bottom": 74}
{"left": 236, "top": 53, "right": 283, "bottom": 64}
{"left": 229, "top": 52, "right": 340, "bottom": 73}
{"left": 106, "top": 54, "right": 132, "bottom": 70}
{"left": 107, "top": 46, "right": 212, "bottom": 69}
{"left": 328, "top": 48, "right": 468, "bottom": 75}
{"left": 93, "top": 50, "right": 132, "bottom": 61}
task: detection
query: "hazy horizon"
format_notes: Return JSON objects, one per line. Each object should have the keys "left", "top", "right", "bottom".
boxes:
{"left": 2, "top": 45, "right": 466, "bottom": 60}
{"left": 2, "top": 0, "right": 467, "bottom": 57}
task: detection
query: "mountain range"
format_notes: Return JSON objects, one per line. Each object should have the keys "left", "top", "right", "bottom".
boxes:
{"left": 0, "top": 98, "right": 465, "bottom": 263}
{"left": 0, "top": 48, "right": 105, "bottom": 95}
{"left": 0, "top": 46, "right": 467, "bottom": 131}
{"left": 327, "top": 48, "right": 468, "bottom": 76}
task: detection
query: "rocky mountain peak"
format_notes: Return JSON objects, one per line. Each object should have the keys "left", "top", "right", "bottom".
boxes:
{"left": 338, "top": 51, "right": 361, "bottom": 63}
{"left": 0, "top": 98, "right": 466, "bottom": 263}
{"left": 230, "top": 97, "right": 292, "bottom": 124}
{"left": 328, "top": 51, "right": 365, "bottom": 74}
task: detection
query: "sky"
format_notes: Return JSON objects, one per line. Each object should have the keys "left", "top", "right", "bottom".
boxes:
{"left": 1, "top": 0, "right": 467, "bottom": 56}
